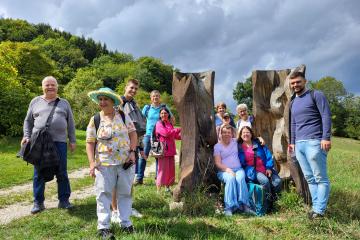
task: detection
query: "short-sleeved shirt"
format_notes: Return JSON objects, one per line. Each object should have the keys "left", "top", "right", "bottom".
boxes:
{"left": 86, "top": 111, "right": 136, "bottom": 166}
{"left": 142, "top": 104, "right": 172, "bottom": 136}
{"left": 213, "top": 138, "right": 241, "bottom": 170}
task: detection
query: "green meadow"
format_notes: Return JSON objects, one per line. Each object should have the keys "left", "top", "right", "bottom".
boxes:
{"left": 0, "top": 131, "right": 359, "bottom": 239}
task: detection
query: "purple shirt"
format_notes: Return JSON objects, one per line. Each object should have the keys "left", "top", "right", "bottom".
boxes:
{"left": 290, "top": 90, "right": 332, "bottom": 144}
{"left": 214, "top": 138, "right": 241, "bottom": 169}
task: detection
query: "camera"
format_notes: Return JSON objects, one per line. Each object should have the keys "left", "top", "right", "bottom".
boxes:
{"left": 123, "top": 160, "right": 134, "bottom": 170}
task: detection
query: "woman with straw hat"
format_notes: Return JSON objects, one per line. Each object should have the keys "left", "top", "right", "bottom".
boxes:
{"left": 86, "top": 87, "right": 137, "bottom": 238}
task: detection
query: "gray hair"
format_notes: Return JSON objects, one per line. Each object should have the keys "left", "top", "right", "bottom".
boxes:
{"left": 42, "top": 76, "right": 58, "bottom": 86}
{"left": 236, "top": 103, "right": 248, "bottom": 113}
{"left": 150, "top": 90, "right": 160, "bottom": 96}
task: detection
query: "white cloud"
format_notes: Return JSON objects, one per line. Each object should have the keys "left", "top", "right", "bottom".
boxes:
{"left": 1, "top": 0, "right": 359, "bottom": 110}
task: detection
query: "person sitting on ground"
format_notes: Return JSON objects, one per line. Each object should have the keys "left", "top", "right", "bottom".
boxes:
{"left": 237, "top": 126, "right": 282, "bottom": 213}
{"left": 154, "top": 107, "right": 181, "bottom": 193}
{"left": 86, "top": 87, "right": 137, "bottom": 238}
{"left": 214, "top": 124, "right": 255, "bottom": 216}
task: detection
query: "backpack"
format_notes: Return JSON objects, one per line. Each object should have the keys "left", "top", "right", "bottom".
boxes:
{"left": 93, "top": 109, "right": 126, "bottom": 157}
{"left": 248, "top": 182, "right": 266, "bottom": 216}
{"left": 144, "top": 104, "right": 171, "bottom": 118}
{"left": 94, "top": 110, "right": 126, "bottom": 133}
{"left": 121, "top": 96, "right": 146, "bottom": 137}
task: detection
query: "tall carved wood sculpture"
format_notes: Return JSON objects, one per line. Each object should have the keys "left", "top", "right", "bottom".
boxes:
{"left": 172, "top": 71, "right": 220, "bottom": 202}
{"left": 252, "top": 65, "right": 311, "bottom": 204}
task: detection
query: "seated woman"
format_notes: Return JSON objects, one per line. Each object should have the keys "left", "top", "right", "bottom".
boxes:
{"left": 214, "top": 124, "right": 255, "bottom": 216}
{"left": 237, "top": 126, "right": 282, "bottom": 212}
{"left": 154, "top": 107, "right": 181, "bottom": 193}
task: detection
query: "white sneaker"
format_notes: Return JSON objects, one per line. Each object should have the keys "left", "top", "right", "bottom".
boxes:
{"left": 111, "top": 210, "right": 120, "bottom": 224}
{"left": 131, "top": 208, "right": 143, "bottom": 218}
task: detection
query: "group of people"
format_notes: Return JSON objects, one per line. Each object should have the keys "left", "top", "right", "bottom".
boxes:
{"left": 213, "top": 70, "right": 332, "bottom": 220}
{"left": 21, "top": 68, "right": 332, "bottom": 238}
{"left": 214, "top": 102, "right": 281, "bottom": 216}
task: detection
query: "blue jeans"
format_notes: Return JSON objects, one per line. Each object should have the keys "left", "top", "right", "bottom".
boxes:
{"left": 33, "top": 142, "right": 71, "bottom": 204}
{"left": 295, "top": 139, "right": 330, "bottom": 214}
{"left": 217, "top": 168, "right": 250, "bottom": 211}
{"left": 136, "top": 135, "right": 151, "bottom": 181}
{"left": 256, "top": 171, "right": 282, "bottom": 210}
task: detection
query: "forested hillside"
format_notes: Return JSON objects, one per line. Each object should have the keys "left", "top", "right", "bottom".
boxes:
{"left": 0, "top": 18, "right": 175, "bottom": 135}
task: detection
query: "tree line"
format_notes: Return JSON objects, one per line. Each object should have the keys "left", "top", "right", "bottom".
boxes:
{"left": 0, "top": 18, "right": 176, "bottom": 136}
{"left": 233, "top": 77, "right": 360, "bottom": 139}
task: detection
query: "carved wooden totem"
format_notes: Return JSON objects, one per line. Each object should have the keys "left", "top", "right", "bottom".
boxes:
{"left": 172, "top": 71, "right": 220, "bottom": 202}
{"left": 252, "top": 65, "right": 311, "bottom": 204}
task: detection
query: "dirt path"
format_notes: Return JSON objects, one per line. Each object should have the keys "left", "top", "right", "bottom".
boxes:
{"left": 0, "top": 156, "right": 179, "bottom": 225}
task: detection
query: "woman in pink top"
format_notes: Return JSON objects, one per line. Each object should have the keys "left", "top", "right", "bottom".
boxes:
{"left": 238, "top": 126, "right": 282, "bottom": 213}
{"left": 154, "top": 107, "right": 181, "bottom": 192}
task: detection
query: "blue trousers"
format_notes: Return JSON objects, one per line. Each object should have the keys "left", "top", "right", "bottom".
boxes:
{"left": 255, "top": 171, "right": 282, "bottom": 210}
{"left": 135, "top": 135, "right": 151, "bottom": 181}
{"left": 217, "top": 168, "right": 250, "bottom": 211}
{"left": 296, "top": 139, "right": 330, "bottom": 214}
{"left": 33, "top": 142, "right": 71, "bottom": 204}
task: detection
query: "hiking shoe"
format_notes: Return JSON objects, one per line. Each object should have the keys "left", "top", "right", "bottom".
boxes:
{"left": 97, "top": 229, "right": 115, "bottom": 240}
{"left": 121, "top": 225, "right": 134, "bottom": 234}
{"left": 308, "top": 211, "right": 324, "bottom": 220}
{"left": 243, "top": 205, "right": 256, "bottom": 216}
{"left": 131, "top": 208, "right": 143, "bottom": 218}
{"left": 111, "top": 210, "right": 120, "bottom": 224}
{"left": 134, "top": 179, "right": 143, "bottom": 186}
{"left": 31, "top": 202, "right": 45, "bottom": 214}
{"left": 58, "top": 201, "right": 73, "bottom": 209}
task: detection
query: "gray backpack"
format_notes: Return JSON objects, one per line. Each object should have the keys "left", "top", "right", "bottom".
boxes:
{"left": 121, "top": 96, "right": 146, "bottom": 137}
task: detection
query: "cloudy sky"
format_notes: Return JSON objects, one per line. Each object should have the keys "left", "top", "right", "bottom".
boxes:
{"left": 1, "top": 0, "right": 359, "bottom": 111}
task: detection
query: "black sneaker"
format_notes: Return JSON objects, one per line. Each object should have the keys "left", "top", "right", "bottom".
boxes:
{"left": 31, "top": 202, "right": 45, "bottom": 214}
{"left": 308, "top": 211, "right": 324, "bottom": 220}
{"left": 58, "top": 201, "right": 74, "bottom": 209}
{"left": 97, "top": 229, "right": 115, "bottom": 240}
{"left": 134, "top": 179, "right": 143, "bottom": 186}
{"left": 121, "top": 225, "right": 134, "bottom": 234}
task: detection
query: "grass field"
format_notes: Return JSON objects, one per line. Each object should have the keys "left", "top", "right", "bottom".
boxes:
{"left": 0, "top": 132, "right": 359, "bottom": 239}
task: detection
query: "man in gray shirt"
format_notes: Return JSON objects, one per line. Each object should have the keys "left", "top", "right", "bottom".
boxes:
{"left": 22, "top": 76, "right": 76, "bottom": 214}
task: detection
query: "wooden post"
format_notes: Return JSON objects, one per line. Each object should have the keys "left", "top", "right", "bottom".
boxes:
{"left": 252, "top": 66, "right": 311, "bottom": 204}
{"left": 172, "top": 71, "right": 220, "bottom": 202}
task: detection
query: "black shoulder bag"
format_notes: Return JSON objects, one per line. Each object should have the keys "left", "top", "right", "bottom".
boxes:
{"left": 22, "top": 98, "right": 61, "bottom": 181}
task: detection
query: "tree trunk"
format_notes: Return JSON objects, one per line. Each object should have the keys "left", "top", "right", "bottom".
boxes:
{"left": 172, "top": 71, "right": 220, "bottom": 202}
{"left": 252, "top": 66, "right": 311, "bottom": 205}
